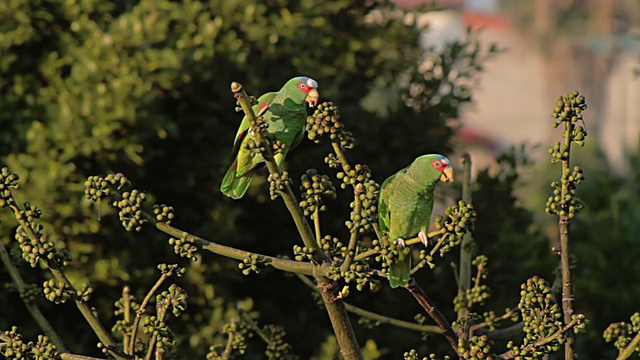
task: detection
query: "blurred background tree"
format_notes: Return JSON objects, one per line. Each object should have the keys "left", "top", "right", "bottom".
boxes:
{"left": 2, "top": 0, "right": 637, "bottom": 358}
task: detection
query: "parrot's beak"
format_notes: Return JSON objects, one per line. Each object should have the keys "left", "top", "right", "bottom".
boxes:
{"left": 440, "top": 166, "right": 454, "bottom": 183}
{"left": 306, "top": 88, "right": 319, "bottom": 108}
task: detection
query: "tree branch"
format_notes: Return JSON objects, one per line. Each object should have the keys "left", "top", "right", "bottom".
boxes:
{"left": 5, "top": 202, "right": 129, "bottom": 360}
{"left": 231, "top": 82, "right": 362, "bottom": 359}
{"left": 406, "top": 278, "right": 459, "bottom": 354}
{"left": 0, "top": 236, "right": 67, "bottom": 351}
{"left": 154, "top": 222, "right": 313, "bottom": 276}
{"left": 457, "top": 153, "right": 473, "bottom": 321}
{"left": 295, "top": 273, "right": 443, "bottom": 334}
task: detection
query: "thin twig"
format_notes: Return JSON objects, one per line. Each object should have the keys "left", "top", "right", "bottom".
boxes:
{"left": 128, "top": 271, "right": 172, "bottom": 354}
{"left": 498, "top": 318, "right": 578, "bottom": 359}
{"left": 313, "top": 208, "right": 322, "bottom": 248}
{"left": 0, "top": 333, "right": 105, "bottom": 360}
{"left": 616, "top": 330, "right": 640, "bottom": 360}
{"left": 221, "top": 320, "right": 236, "bottom": 359}
{"left": 6, "top": 202, "right": 128, "bottom": 360}
{"left": 0, "top": 236, "right": 67, "bottom": 351}
{"left": 122, "top": 286, "right": 132, "bottom": 354}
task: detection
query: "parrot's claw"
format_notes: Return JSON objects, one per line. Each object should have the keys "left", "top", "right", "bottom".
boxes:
{"left": 418, "top": 231, "right": 429, "bottom": 247}
{"left": 394, "top": 238, "right": 407, "bottom": 249}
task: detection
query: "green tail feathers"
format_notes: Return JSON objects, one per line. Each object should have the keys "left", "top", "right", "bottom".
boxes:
{"left": 388, "top": 251, "right": 412, "bottom": 288}
{"left": 220, "top": 162, "right": 253, "bottom": 199}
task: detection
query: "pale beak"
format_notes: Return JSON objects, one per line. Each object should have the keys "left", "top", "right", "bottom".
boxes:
{"left": 440, "top": 166, "right": 454, "bottom": 183}
{"left": 305, "top": 88, "right": 319, "bottom": 108}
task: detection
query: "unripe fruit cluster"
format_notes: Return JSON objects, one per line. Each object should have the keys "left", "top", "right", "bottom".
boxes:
{"left": 299, "top": 169, "right": 336, "bottom": 216}
{"left": 263, "top": 325, "right": 293, "bottom": 360}
{"left": 153, "top": 204, "right": 175, "bottom": 224}
{"left": 1, "top": 327, "right": 58, "bottom": 359}
{"left": 43, "top": 279, "right": 71, "bottom": 304}
{"left": 306, "top": 102, "right": 355, "bottom": 150}
{"left": 117, "top": 189, "right": 147, "bottom": 231}
{"left": 545, "top": 166, "right": 584, "bottom": 217}
{"left": 239, "top": 253, "right": 264, "bottom": 275}
{"left": 603, "top": 312, "right": 640, "bottom": 350}
{"left": 168, "top": 233, "right": 197, "bottom": 260}
{"left": 84, "top": 173, "right": 129, "bottom": 202}
{"left": 0, "top": 167, "right": 20, "bottom": 207}
{"left": 518, "top": 276, "right": 564, "bottom": 353}
{"left": 157, "top": 283, "right": 188, "bottom": 317}
{"left": 142, "top": 315, "right": 174, "bottom": 354}
{"left": 268, "top": 171, "right": 291, "bottom": 200}
{"left": 458, "top": 335, "right": 493, "bottom": 359}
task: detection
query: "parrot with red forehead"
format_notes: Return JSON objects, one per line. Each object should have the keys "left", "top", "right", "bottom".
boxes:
{"left": 378, "top": 154, "right": 454, "bottom": 288}
{"left": 221, "top": 76, "right": 319, "bottom": 199}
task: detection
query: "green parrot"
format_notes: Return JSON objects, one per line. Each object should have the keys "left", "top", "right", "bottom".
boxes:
{"left": 378, "top": 154, "right": 454, "bottom": 288}
{"left": 221, "top": 76, "right": 319, "bottom": 199}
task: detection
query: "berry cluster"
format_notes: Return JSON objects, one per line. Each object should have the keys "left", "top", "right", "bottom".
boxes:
{"left": 168, "top": 233, "right": 198, "bottom": 260}
{"left": 238, "top": 253, "right": 265, "bottom": 275}
{"left": 545, "top": 166, "right": 585, "bottom": 218}
{"left": 267, "top": 171, "right": 291, "bottom": 200}
{"left": 84, "top": 173, "right": 129, "bottom": 202}
{"left": 550, "top": 91, "right": 588, "bottom": 147}
{"left": 458, "top": 335, "right": 493, "bottom": 359}
{"left": 403, "top": 349, "right": 448, "bottom": 360}
{"left": 306, "top": 102, "right": 354, "bottom": 150}
{"left": 299, "top": 169, "right": 336, "bottom": 216}
{"left": 0, "top": 327, "right": 57, "bottom": 359}
{"left": 153, "top": 204, "right": 175, "bottom": 224}
{"left": 341, "top": 260, "right": 378, "bottom": 291}
{"left": 344, "top": 181, "right": 379, "bottom": 233}
{"left": 434, "top": 200, "right": 476, "bottom": 255}
{"left": 604, "top": 312, "right": 640, "bottom": 351}
{"left": 262, "top": 325, "right": 293, "bottom": 360}
{"left": 156, "top": 283, "right": 188, "bottom": 317}
{"left": 292, "top": 245, "right": 316, "bottom": 262}
{"left": 15, "top": 223, "right": 66, "bottom": 268}
{"left": 216, "top": 319, "right": 250, "bottom": 357}
{"left": 142, "top": 315, "right": 175, "bottom": 355}
{"left": 0, "top": 167, "right": 20, "bottom": 207}
{"left": 505, "top": 276, "right": 564, "bottom": 357}
{"left": 42, "top": 279, "right": 71, "bottom": 304}
{"left": 116, "top": 189, "right": 147, "bottom": 232}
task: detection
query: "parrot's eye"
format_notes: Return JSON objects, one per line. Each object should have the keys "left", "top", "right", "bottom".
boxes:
{"left": 433, "top": 161, "right": 441, "bottom": 168}
{"left": 300, "top": 84, "right": 307, "bottom": 89}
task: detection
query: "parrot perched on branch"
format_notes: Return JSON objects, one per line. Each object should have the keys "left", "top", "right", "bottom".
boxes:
{"left": 221, "top": 76, "right": 319, "bottom": 199}
{"left": 378, "top": 154, "right": 454, "bottom": 288}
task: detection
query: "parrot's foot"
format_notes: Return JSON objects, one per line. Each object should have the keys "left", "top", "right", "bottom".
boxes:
{"left": 418, "top": 231, "right": 429, "bottom": 247}
{"left": 394, "top": 238, "right": 407, "bottom": 249}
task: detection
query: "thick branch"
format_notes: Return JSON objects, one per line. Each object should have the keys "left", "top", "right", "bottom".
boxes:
{"left": 406, "top": 278, "right": 459, "bottom": 354}
{"left": 559, "top": 121, "right": 576, "bottom": 359}
{"left": 296, "top": 273, "right": 442, "bottom": 334}
{"left": 457, "top": 153, "right": 473, "bottom": 321}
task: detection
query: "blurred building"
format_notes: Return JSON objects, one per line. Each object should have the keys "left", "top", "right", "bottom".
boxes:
{"left": 395, "top": 0, "right": 640, "bottom": 174}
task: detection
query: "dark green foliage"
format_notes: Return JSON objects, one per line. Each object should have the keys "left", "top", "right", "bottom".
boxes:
{"left": 0, "top": 0, "right": 528, "bottom": 358}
